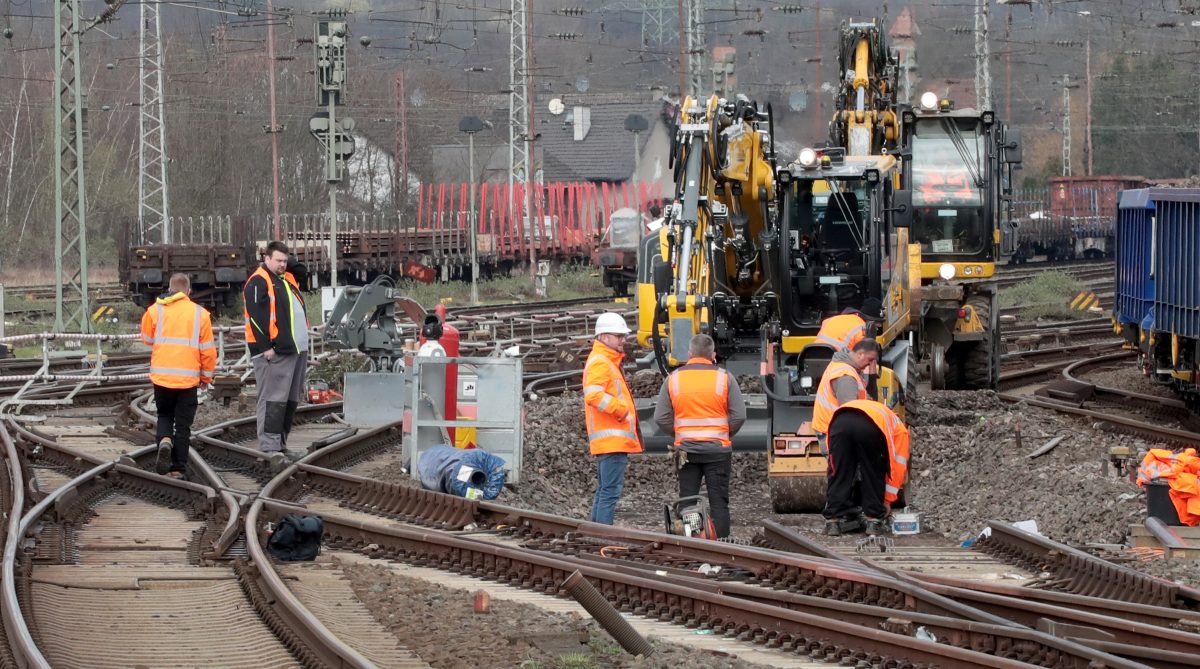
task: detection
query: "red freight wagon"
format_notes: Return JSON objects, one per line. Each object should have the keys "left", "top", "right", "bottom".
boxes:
{"left": 1044, "top": 176, "right": 1147, "bottom": 259}
{"left": 273, "top": 180, "right": 666, "bottom": 285}
{"left": 1047, "top": 176, "right": 1147, "bottom": 218}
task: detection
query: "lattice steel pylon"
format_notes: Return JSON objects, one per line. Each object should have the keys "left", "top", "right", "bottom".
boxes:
{"left": 685, "top": 0, "right": 705, "bottom": 98}
{"left": 510, "top": 0, "right": 535, "bottom": 268}
{"left": 1061, "top": 75, "right": 1072, "bottom": 177}
{"left": 973, "top": 0, "right": 991, "bottom": 111}
{"left": 138, "top": 0, "right": 170, "bottom": 244}
{"left": 642, "top": 0, "right": 673, "bottom": 46}
{"left": 54, "top": 0, "right": 90, "bottom": 333}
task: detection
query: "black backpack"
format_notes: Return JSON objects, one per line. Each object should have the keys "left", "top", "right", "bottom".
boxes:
{"left": 267, "top": 514, "right": 324, "bottom": 561}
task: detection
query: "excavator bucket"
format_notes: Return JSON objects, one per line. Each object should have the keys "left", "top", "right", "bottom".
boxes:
{"left": 767, "top": 432, "right": 828, "bottom": 513}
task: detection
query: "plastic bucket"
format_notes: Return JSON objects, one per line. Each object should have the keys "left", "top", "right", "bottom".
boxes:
{"left": 892, "top": 512, "right": 921, "bottom": 535}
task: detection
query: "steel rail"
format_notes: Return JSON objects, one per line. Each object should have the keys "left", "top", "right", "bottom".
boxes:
{"left": 997, "top": 392, "right": 1200, "bottom": 445}
{"left": 976, "top": 520, "right": 1200, "bottom": 611}
{"left": 242, "top": 425, "right": 394, "bottom": 669}
{"left": 268, "top": 500, "right": 1036, "bottom": 669}
{"left": 762, "top": 519, "right": 1200, "bottom": 662}
{"left": 0, "top": 456, "right": 111, "bottom": 669}
{"left": 0, "top": 424, "right": 28, "bottom": 668}
{"left": 262, "top": 437, "right": 1144, "bottom": 668}
{"left": 5, "top": 390, "right": 369, "bottom": 667}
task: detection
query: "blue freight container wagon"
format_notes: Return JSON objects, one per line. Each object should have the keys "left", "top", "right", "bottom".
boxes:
{"left": 1115, "top": 188, "right": 1200, "bottom": 411}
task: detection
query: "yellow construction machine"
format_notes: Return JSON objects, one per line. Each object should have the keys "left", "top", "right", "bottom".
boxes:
{"left": 899, "top": 93, "right": 1023, "bottom": 389}
{"left": 758, "top": 19, "right": 916, "bottom": 513}
{"left": 634, "top": 87, "right": 916, "bottom": 512}
{"left": 635, "top": 94, "right": 778, "bottom": 367}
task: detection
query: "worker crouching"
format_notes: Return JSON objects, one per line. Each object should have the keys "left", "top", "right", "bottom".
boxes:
{"left": 812, "top": 338, "right": 879, "bottom": 454}
{"left": 654, "top": 334, "right": 746, "bottom": 539}
{"left": 823, "top": 399, "right": 909, "bottom": 536}
{"left": 583, "top": 312, "right": 643, "bottom": 524}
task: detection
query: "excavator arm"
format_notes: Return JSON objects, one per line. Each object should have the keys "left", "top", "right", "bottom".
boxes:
{"left": 323, "top": 275, "right": 426, "bottom": 372}
{"left": 830, "top": 19, "right": 899, "bottom": 157}
{"left": 642, "top": 94, "right": 777, "bottom": 370}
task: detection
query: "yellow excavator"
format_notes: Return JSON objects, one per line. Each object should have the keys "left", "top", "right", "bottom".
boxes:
{"left": 757, "top": 19, "right": 916, "bottom": 512}
{"left": 634, "top": 94, "right": 777, "bottom": 367}
{"left": 635, "top": 72, "right": 916, "bottom": 512}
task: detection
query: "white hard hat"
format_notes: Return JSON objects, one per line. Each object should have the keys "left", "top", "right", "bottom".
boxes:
{"left": 594, "top": 312, "right": 632, "bottom": 336}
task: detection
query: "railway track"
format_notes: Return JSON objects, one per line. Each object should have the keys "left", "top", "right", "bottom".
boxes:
{"left": 3, "top": 381, "right": 1200, "bottom": 667}
{"left": 997, "top": 348, "right": 1200, "bottom": 446}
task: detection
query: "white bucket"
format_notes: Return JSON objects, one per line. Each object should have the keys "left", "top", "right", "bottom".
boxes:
{"left": 891, "top": 512, "right": 921, "bottom": 535}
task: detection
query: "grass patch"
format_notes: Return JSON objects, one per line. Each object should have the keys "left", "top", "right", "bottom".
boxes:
{"left": 999, "top": 271, "right": 1088, "bottom": 321}
{"left": 554, "top": 654, "right": 598, "bottom": 669}
{"left": 586, "top": 635, "right": 624, "bottom": 657}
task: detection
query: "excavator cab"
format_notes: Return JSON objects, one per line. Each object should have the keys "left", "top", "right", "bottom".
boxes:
{"left": 763, "top": 150, "right": 915, "bottom": 512}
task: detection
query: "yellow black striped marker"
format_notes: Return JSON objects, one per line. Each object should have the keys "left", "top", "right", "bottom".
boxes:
{"left": 90, "top": 305, "right": 115, "bottom": 323}
{"left": 1070, "top": 291, "right": 1099, "bottom": 312}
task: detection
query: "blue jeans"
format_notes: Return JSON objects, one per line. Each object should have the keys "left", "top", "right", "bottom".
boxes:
{"left": 590, "top": 453, "right": 629, "bottom": 525}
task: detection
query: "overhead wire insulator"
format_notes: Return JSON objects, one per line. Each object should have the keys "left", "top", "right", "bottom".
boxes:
{"left": 558, "top": 7, "right": 586, "bottom": 16}
{"left": 549, "top": 32, "right": 580, "bottom": 40}
{"left": 773, "top": 5, "right": 803, "bottom": 13}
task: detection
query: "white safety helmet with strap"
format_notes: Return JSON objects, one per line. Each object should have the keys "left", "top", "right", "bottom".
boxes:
{"left": 594, "top": 312, "right": 632, "bottom": 337}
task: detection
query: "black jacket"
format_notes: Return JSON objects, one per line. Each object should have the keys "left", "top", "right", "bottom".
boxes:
{"left": 244, "top": 261, "right": 307, "bottom": 356}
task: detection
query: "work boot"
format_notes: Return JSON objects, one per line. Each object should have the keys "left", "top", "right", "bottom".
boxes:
{"left": 864, "top": 517, "right": 890, "bottom": 536}
{"left": 155, "top": 438, "right": 173, "bottom": 475}
{"left": 824, "top": 516, "right": 864, "bottom": 536}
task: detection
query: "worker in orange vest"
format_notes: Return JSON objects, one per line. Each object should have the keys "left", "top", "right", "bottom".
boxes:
{"left": 814, "top": 297, "right": 884, "bottom": 351}
{"left": 244, "top": 240, "right": 310, "bottom": 455}
{"left": 653, "top": 334, "right": 747, "bottom": 538}
{"left": 140, "top": 273, "right": 216, "bottom": 478}
{"left": 583, "top": 312, "right": 643, "bottom": 524}
{"left": 811, "top": 338, "right": 879, "bottom": 454}
{"left": 823, "top": 399, "right": 909, "bottom": 536}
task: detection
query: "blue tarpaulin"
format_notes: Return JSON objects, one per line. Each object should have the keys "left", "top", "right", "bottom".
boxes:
{"left": 417, "top": 444, "right": 507, "bottom": 500}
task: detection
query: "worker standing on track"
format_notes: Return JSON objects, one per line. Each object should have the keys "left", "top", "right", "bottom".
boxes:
{"left": 823, "top": 399, "right": 909, "bottom": 536}
{"left": 140, "top": 273, "right": 216, "bottom": 479}
{"left": 244, "top": 241, "right": 310, "bottom": 456}
{"left": 583, "top": 312, "right": 643, "bottom": 525}
{"left": 814, "top": 298, "right": 884, "bottom": 352}
{"left": 653, "top": 334, "right": 746, "bottom": 539}
{"left": 812, "top": 338, "right": 879, "bottom": 454}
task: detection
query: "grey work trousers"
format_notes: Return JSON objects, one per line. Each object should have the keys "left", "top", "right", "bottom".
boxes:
{"left": 252, "top": 352, "right": 308, "bottom": 452}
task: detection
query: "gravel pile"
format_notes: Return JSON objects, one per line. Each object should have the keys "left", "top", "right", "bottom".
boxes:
{"left": 907, "top": 390, "right": 1153, "bottom": 545}
{"left": 339, "top": 559, "right": 770, "bottom": 669}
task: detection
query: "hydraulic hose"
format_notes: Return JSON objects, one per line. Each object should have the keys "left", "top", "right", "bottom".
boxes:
{"left": 650, "top": 304, "right": 669, "bottom": 377}
{"left": 759, "top": 372, "right": 803, "bottom": 404}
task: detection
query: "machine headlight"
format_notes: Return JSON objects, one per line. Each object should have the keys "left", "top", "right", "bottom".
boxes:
{"left": 920, "top": 91, "right": 938, "bottom": 110}
{"left": 975, "top": 265, "right": 984, "bottom": 275}
{"left": 938, "top": 263, "right": 955, "bottom": 280}
{"left": 963, "top": 265, "right": 974, "bottom": 276}
{"left": 798, "top": 147, "right": 818, "bottom": 168}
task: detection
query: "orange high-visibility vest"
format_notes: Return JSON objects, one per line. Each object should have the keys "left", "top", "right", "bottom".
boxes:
{"left": 815, "top": 314, "right": 867, "bottom": 351}
{"left": 582, "top": 341, "right": 642, "bottom": 456}
{"left": 812, "top": 361, "right": 867, "bottom": 435}
{"left": 243, "top": 266, "right": 302, "bottom": 344}
{"left": 834, "top": 399, "right": 910, "bottom": 505}
{"left": 666, "top": 358, "right": 731, "bottom": 448}
{"left": 140, "top": 294, "right": 216, "bottom": 389}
